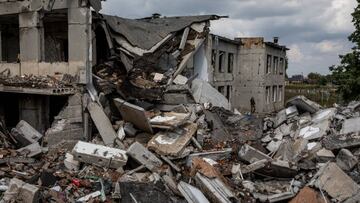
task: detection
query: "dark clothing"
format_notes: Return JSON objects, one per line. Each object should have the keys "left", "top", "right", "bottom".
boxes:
{"left": 250, "top": 97, "right": 256, "bottom": 113}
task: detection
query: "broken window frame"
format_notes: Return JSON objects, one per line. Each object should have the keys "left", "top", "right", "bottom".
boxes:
{"left": 272, "top": 85, "right": 277, "bottom": 103}
{"left": 278, "top": 85, "right": 283, "bottom": 102}
{"left": 228, "top": 53, "right": 234, "bottom": 73}
{"left": 273, "top": 56, "right": 278, "bottom": 74}
{"left": 266, "top": 55, "right": 272, "bottom": 74}
{"left": 218, "top": 51, "right": 225, "bottom": 73}
{"left": 265, "top": 86, "right": 271, "bottom": 104}
{"left": 279, "top": 58, "right": 284, "bottom": 75}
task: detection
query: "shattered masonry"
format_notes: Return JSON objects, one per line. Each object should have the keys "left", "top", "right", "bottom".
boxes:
{"left": 0, "top": 0, "right": 360, "bottom": 203}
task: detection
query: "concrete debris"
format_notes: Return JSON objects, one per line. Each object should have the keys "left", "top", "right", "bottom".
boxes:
{"left": 341, "top": 117, "right": 360, "bottom": 135}
{"left": 1, "top": 178, "right": 39, "bottom": 203}
{"left": 114, "top": 98, "right": 153, "bottom": 134}
{"left": 17, "top": 142, "right": 42, "bottom": 158}
{"left": 72, "top": 141, "right": 128, "bottom": 169}
{"left": 178, "top": 181, "right": 210, "bottom": 203}
{"left": 127, "top": 142, "right": 163, "bottom": 173}
{"left": 309, "top": 162, "right": 360, "bottom": 202}
{"left": 289, "top": 186, "right": 328, "bottom": 203}
{"left": 148, "top": 123, "right": 197, "bottom": 156}
{"left": 286, "top": 95, "right": 322, "bottom": 114}
{"left": 87, "top": 102, "right": 118, "bottom": 147}
{"left": 11, "top": 120, "right": 42, "bottom": 147}
{"left": 336, "top": 149, "right": 358, "bottom": 171}
{"left": 195, "top": 173, "right": 236, "bottom": 203}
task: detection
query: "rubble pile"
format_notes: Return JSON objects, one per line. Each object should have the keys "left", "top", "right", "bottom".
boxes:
{"left": 0, "top": 70, "right": 76, "bottom": 89}
{"left": 1, "top": 80, "right": 360, "bottom": 202}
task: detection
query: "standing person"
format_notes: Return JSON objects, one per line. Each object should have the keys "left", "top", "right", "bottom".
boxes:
{"left": 250, "top": 97, "right": 256, "bottom": 114}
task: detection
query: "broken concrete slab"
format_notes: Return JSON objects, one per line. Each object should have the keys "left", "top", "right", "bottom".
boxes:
{"left": 87, "top": 102, "right": 117, "bottom": 147}
{"left": 113, "top": 98, "right": 153, "bottom": 134}
{"left": 17, "top": 142, "right": 42, "bottom": 157}
{"left": 309, "top": 162, "right": 360, "bottom": 202}
{"left": 286, "top": 106, "right": 299, "bottom": 119}
{"left": 195, "top": 173, "right": 236, "bottom": 203}
{"left": 274, "top": 109, "right": 287, "bottom": 128}
{"left": 341, "top": 117, "right": 360, "bottom": 134}
{"left": 147, "top": 123, "right": 197, "bottom": 156}
{"left": 149, "top": 112, "right": 190, "bottom": 130}
{"left": 64, "top": 153, "right": 80, "bottom": 171}
{"left": 315, "top": 148, "right": 335, "bottom": 163}
{"left": 289, "top": 187, "right": 327, "bottom": 203}
{"left": 127, "top": 142, "right": 163, "bottom": 173}
{"left": 286, "top": 95, "right": 321, "bottom": 114}
{"left": 11, "top": 120, "right": 42, "bottom": 147}
{"left": 322, "top": 133, "right": 360, "bottom": 150}
{"left": 186, "top": 149, "right": 232, "bottom": 167}
{"left": 311, "top": 108, "right": 336, "bottom": 124}
{"left": 72, "top": 141, "right": 128, "bottom": 169}
{"left": 298, "top": 120, "right": 330, "bottom": 140}
{"left": 238, "top": 144, "right": 272, "bottom": 163}
{"left": 241, "top": 159, "right": 269, "bottom": 174}
{"left": 336, "top": 149, "right": 358, "bottom": 171}
{"left": 1, "top": 178, "right": 39, "bottom": 203}
{"left": 191, "top": 79, "right": 230, "bottom": 110}
{"left": 178, "top": 181, "right": 210, "bottom": 203}
{"left": 173, "top": 75, "right": 188, "bottom": 85}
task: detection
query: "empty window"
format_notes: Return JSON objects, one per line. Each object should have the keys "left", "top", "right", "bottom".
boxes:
{"left": 279, "top": 58, "right": 284, "bottom": 75}
{"left": 218, "top": 86, "right": 225, "bottom": 95}
{"left": 226, "top": 86, "right": 231, "bottom": 100}
{"left": 273, "top": 86, "right": 277, "bottom": 102}
{"left": 278, "top": 86, "right": 283, "bottom": 101}
{"left": 273, "top": 56, "right": 278, "bottom": 74}
{"left": 266, "top": 86, "right": 271, "bottom": 104}
{"left": 44, "top": 11, "right": 68, "bottom": 62}
{"left": 0, "top": 14, "right": 20, "bottom": 63}
{"left": 218, "top": 51, "right": 225, "bottom": 73}
{"left": 228, "top": 53, "right": 234, "bottom": 73}
{"left": 266, "top": 55, "right": 271, "bottom": 74}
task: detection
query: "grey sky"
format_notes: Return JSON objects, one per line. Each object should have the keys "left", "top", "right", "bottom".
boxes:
{"left": 102, "top": 0, "right": 357, "bottom": 76}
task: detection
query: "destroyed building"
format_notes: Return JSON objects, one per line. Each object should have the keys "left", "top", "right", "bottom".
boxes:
{"left": 189, "top": 35, "right": 288, "bottom": 113}
{"left": 2, "top": 1, "right": 360, "bottom": 203}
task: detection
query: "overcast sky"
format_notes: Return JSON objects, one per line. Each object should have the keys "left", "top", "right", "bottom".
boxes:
{"left": 102, "top": 0, "right": 357, "bottom": 77}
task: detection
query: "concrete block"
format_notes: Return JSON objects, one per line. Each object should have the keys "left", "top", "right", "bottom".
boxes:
{"left": 195, "top": 173, "right": 236, "bottom": 203}
{"left": 178, "top": 181, "right": 210, "bottom": 203}
{"left": 147, "top": 123, "right": 197, "bottom": 156}
{"left": 17, "top": 142, "right": 42, "bottom": 157}
{"left": 341, "top": 117, "right": 360, "bottom": 135}
{"left": 127, "top": 142, "right": 163, "bottom": 173}
{"left": 72, "top": 141, "right": 128, "bottom": 169}
{"left": 87, "top": 102, "right": 117, "bottom": 146}
{"left": 2, "top": 178, "right": 39, "bottom": 203}
{"left": 286, "top": 95, "right": 321, "bottom": 114}
{"left": 238, "top": 144, "right": 272, "bottom": 163}
{"left": 64, "top": 153, "right": 80, "bottom": 171}
{"left": 113, "top": 98, "right": 153, "bottom": 134}
{"left": 12, "top": 120, "right": 42, "bottom": 147}
{"left": 336, "top": 149, "right": 358, "bottom": 171}
{"left": 310, "top": 162, "right": 359, "bottom": 202}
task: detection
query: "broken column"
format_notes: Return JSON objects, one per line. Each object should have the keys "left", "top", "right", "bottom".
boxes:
{"left": 45, "top": 93, "right": 84, "bottom": 148}
{"left": 2, "top": 178, "right": 39, "bottom": 203}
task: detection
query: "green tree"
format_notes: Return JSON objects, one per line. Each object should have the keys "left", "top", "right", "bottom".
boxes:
{"left": 330, "top": 0, "right": 360, "bottom": 102}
